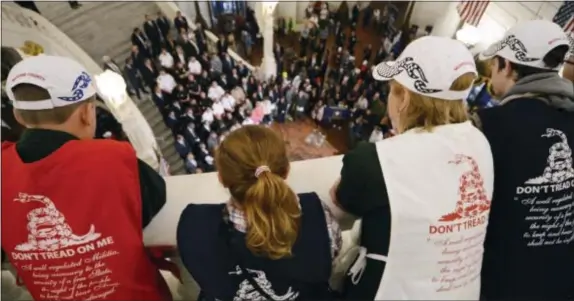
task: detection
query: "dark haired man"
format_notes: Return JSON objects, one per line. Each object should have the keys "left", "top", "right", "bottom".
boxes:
{"left": 1, "top": 55, "right": 171, "bottom": 300}
{"left": 473, "top": 20, "right": 574, "bottom": 300}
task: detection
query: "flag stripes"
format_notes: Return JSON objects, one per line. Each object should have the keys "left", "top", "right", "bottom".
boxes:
{"left": 457, "top": 1, "right": 490, "bottom": 27}
{"left": 553, "top": 1, "right": 574, "bottom": 33}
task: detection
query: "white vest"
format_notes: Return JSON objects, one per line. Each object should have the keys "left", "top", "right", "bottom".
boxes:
{"left": 365, "top": 121, "right": 494, "bottom": 299}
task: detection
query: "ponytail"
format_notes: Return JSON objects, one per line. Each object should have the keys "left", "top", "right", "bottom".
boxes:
{"left": 242, "top": 171, "right": 301, "bottom": 260}
{"left": 215, "top": 125, "right": 300, "bottom": 259}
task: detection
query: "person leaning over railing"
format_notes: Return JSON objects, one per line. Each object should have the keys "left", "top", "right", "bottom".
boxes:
{"left": 329, "top": 36, "right": 495, "bottom": 300}
{"left": 470, "top": 20, "right": 574, "bottom": 300}
{"left": 177, "top": 125, "right": 342, "bottom": 300}
{"left": 1, "top": 55, "right": 172, "bottom": 301}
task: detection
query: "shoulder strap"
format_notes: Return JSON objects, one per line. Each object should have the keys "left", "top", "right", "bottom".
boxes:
{"left": 225, "top": 220, "right": 277, "bottom": 301}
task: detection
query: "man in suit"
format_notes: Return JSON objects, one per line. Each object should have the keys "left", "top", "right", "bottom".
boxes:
{"left": 184, "top": 153, "right": 198, "bottom": 174}
{"left": 143, "top": 14, "right": 162, "bottom": 57}
{"left": 194, "top": 23, "right": 208, "bottom": 53}
{"left": 130, "top": 45, "right": 147, "bottom": 73}
{"left": 174, "top": 134, "right": 191, "bottom": 158}
{"left": 124, "top": 57, "right": 148, "bottom": 100}
{"left": 174, "top": 11, "right": 189, "bottom": 33}
{"left": 216, "top": 34, "right": 228, "bottom": 57}
{"left": 221, "top": 53, "right": 234, "bottom": 76}
{"left": 131, "top": 28, "right": 149, "bottom": 56}
{"left": 156, "top": 11, "right": 171, "bottom": 41}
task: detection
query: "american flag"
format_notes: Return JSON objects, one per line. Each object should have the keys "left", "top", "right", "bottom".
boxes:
{"left": 457, "top": 1, "right": 490, "bottom": 27}
{"left": 553, "top": 1, "right": 574, "bottom": 33}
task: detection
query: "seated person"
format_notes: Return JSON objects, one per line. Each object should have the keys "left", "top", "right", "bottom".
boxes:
{"left": 159, "top": 48, "right": 174, "bottom": 69}
{"left": 330, "top": 36, "right": 494, "bottom": 300}
{"left": 177, "top": 125, "right": 341, "bottom": 300}
{"left": 157, "top": 69, "right": 177, "bottom": 94}
{"left": 221, "top": 92, "right": 236, "bottom": 112}
{"left": 208, "top": 81, "right": 225, "bottom": 101}
{"left": 188, "top": 56, "right": 202, "bottom": 76}
{"left": 212, "top": 99, "right": 225, "bottom": 119}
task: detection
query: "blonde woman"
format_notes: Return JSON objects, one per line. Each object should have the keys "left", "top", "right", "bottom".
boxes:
{"left": 330, "top": 36, "right": 494, "bottom": 300}
{"left": 177, "top": 126, "right": 341, "bottom": 300}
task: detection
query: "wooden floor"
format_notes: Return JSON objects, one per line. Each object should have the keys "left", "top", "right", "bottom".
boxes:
{"left": 271, "top": 118, "right": 347, "bottom": 161}
{"left": 249, "top": 3, "right": 408, "bottom": 68}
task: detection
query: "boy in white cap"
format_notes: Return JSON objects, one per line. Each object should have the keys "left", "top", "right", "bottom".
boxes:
{"left": 1, "top": 55, "right": 172, "bottom": 300}
{"left": 471, "top": 20, "right": 574, "bottom": 300}
{"left": 328, "top": 36, "right": 494, "bottom": 300}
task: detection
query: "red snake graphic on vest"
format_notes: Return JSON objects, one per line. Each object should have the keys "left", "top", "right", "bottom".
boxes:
{"left": 14, "top": 193, "right": 101, "bottom": 251}
{"left": 525, "top": 128, "right": 574, "bottom": 185}
{"left": 439, "top": 155, "right": 491, "bottom": 222}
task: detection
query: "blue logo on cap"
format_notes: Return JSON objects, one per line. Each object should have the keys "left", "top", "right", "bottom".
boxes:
{"left": 57, "top": 72, "right": 92, "bottom": 102}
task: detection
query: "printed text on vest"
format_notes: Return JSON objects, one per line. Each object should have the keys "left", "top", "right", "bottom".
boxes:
{"left": 428, "top": 155, "right": 491, "bottom": 292}
{"left": 11, "top": 193, "right": 122, "bottom": 300}
{"left": 516, "top": 128, "right": 574, "bottom": 247}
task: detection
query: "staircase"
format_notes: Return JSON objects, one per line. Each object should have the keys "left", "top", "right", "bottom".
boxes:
{"left": 35, "top": 2, "right": 185, "bottom": 175}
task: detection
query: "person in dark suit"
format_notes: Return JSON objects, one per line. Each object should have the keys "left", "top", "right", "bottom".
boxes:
{"left": 143, "top": 14, "right": 162, "bottom": 56}
{"left": 194, "top": 23, "right": 208, "bottom": 53}
{"left": 140, "top": 58, "right": 158, "bottom": 90}
{"left": 183, "top": 122, "right": 201, "bottom": 147}
{"left": 131, "top": 28, "right": 149, "bottom": 55}
{"left": 174, "top": 134, "right": 191, "bottom": 158}
{"left": 124, "top": 58, "right": 148, "bottom": 100}
{"left": 221, "top": 53, "right": 234, "bottom": 76}
{"left": 174, "top": 11, "right": 189, "bottom": 33}
{"left": 216, "top": 34, "right": 228, "bottom": 57}
{"left": 130, "top": 45, "right": 146, "bottom": 71}
{"left": 152, "top": 85, "right": 168, "bottom": 113}
{"left": 184, "top": 153, "right": 199, "bottom": 174}
{"left": 165, "top": 111, "right": 178, "bottom": 132}
{"left": 156, "top": 11, "right": 171, "bottom": 41}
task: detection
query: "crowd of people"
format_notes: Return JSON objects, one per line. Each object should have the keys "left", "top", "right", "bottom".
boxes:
{"left": 106, "top": 4, "right": 411, "bottom": 175}
{"left": 2, "top": 2, "right": 574, "bottom": 301}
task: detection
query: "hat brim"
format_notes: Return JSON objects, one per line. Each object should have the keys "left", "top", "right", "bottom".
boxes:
{"left": 372, "top": 61, "right": 396, "bottom": 81}
{"left": 477, "top": 51, "right": 495, "bottom": 61}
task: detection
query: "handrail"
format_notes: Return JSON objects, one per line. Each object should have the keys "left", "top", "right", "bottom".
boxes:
{"left": 0, "top": 3, "right": 160, "bottom": 169}
{"left": 142, "top": 155, "right": 358, "bottom": 246}
{"left": 156, "top": 2, "right": 256, "bottom": 72}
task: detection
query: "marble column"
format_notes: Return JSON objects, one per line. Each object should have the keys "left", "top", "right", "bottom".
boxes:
{"left": 260, "top": 2, "right": 278, "bottom": 79}
{"left": 431, "top": 1, "right": 462, "bottom": 38}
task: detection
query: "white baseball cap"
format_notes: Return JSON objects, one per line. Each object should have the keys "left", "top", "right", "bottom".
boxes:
{"left": 478, "top": 20, "right": 570, "bottom": 70}
{"left": 6, "top": 55, "right": 97, "bottom": 110}
{"left": 373, "top": 36, "right": 477, "bottom": 100}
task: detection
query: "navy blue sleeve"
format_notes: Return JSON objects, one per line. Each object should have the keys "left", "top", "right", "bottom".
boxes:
{"left": 336, "top": 142, "right": 389, "bottom": 216}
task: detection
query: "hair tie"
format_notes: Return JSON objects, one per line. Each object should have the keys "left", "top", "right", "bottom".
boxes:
{"left": 254, "top": 165, "right": 270, "bottom": 178}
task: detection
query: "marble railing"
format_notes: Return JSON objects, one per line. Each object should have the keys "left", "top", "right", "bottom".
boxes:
{"left": 2, "top": 155, "right": 361, "bottom": 300}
